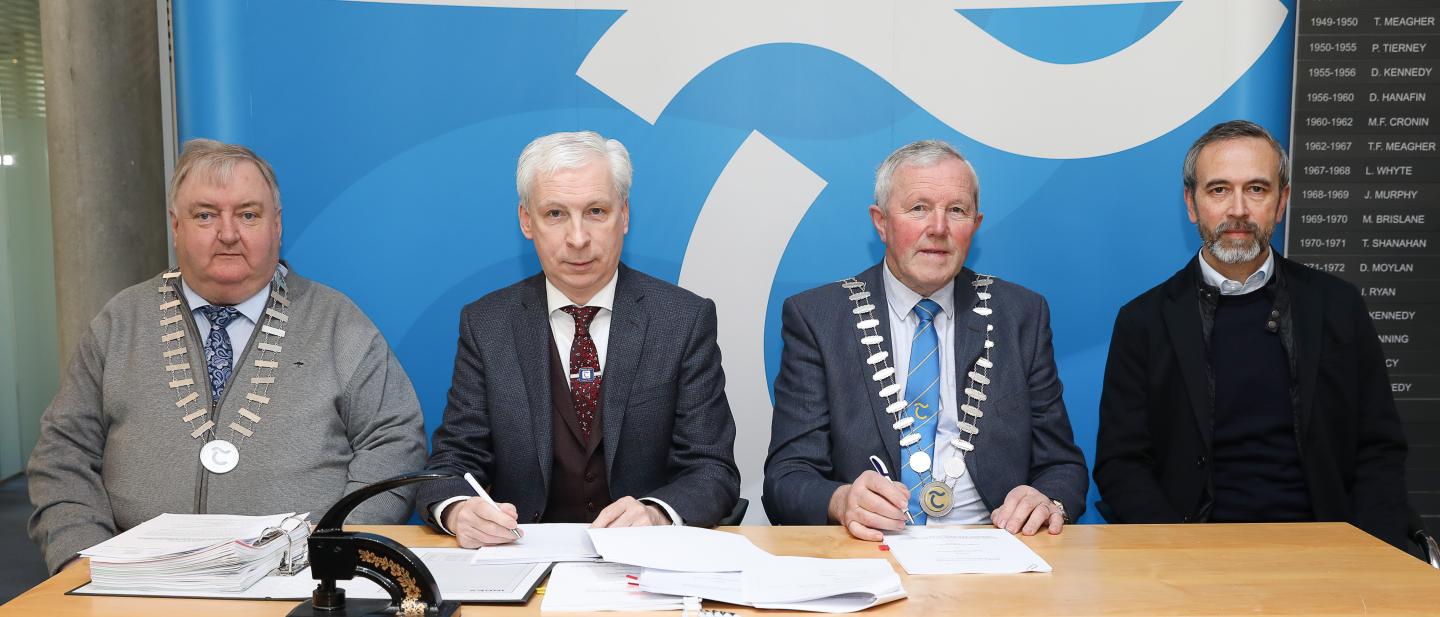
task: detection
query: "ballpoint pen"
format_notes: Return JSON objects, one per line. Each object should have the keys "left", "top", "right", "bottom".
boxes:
{"left": 464, "top": 472, "right": 522, "bottom": 539}
{"left": 869, "top": 455, "right": 916, "bottom": 524}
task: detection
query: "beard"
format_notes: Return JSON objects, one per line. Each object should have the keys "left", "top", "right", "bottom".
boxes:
{"left": 1200, "top": 219, "right": 1269, "bottom": 264}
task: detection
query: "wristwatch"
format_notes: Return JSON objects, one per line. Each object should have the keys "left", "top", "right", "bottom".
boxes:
{"left": 1049, "top": 499, "right": 1070, "bottom": 523}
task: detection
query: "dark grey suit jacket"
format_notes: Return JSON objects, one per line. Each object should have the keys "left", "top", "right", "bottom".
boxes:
{"left": 419, "top": 264, "right": 740, "bottom": 528}
{"left": 763, "top": 264, "right": 1088, "bottom": 524}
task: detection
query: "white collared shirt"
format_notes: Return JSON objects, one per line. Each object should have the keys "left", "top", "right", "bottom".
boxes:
{"left": 434, "top": 268, "right": 682, "bottom": 531}
{"left": 545, "top": 273, "right": 617, "bottom": 385}
{"left": 180, "top": 278, "right": 269, "bottom": 354}
{"left": 881, "top": 264, "right": 990, "bottom": 524}
{"left": 1197, "top": 249, "right": 1275, "bottom": 296}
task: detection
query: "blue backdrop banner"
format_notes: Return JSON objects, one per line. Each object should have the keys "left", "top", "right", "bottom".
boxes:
{"left": 173, "top": 0, "right": 1296, "bottom": 524}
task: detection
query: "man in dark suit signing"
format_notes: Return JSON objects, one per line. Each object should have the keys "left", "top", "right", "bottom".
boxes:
{"left": 419, "top": 131, "right": 740, "bottom": 546}
{"left": 1094, "top": 120, "right": 1413, "bottom": 552}
{"left": 764, "top": 140, "right": 1088, "bottom": 541}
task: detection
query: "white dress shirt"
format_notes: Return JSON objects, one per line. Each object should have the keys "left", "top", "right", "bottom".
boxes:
{"left": 1197, "top": 249, "right": 1275, "bottom": 296}
{"left": 882, "top": 264, "right": 990, "bottom": 524}
{"left": 435, "top": 270, "right": 681, "bottom": 532}
{"left": 545, "top": 275, "right": 616, "bottom": 384}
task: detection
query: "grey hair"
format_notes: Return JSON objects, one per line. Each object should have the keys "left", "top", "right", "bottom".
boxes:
{"left": 168, "top": 138, "right": 281, "bottom": 214}
{"left": 874, "top": 139, "right": 980, "bottom": 208}
{"left": 1182, "top": 120, "right": 1290, "bottom": 197}
{"left": 516, "top": 131, "right": 632, "bottom": 207}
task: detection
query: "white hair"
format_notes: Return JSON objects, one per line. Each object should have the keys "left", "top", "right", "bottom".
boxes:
{"left": 873, "top": 139, "right": 979, "bottom": 208}
{"left": 515, "top": 131, "right": 632, "bottom": 207}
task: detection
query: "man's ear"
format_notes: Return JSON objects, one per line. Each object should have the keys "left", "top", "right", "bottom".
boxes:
{"left": 518, "top": 203, "right": 535, "bottom": 239}
{"left": 1183, "top": 189, "right": 1199, "bottom": 225}
{"left": 869, "top": 204, "right": 887, "bottom": 244}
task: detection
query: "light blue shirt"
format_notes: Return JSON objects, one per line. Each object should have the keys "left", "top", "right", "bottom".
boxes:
{"left": 179, "top": 278, "right": 269, "bottom": 353}
{"left": 1197, "top": 249, "right": 1275, "bottom": 296}
{"left": 882, "top": 264, "right": 990, "bottom": 524}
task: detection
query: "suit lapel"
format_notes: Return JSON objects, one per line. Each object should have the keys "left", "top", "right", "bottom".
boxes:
{"left": 516, "top": 276, "right": 556, "bottom": 491}
{"left": 856, "top": 265, "right": 902, "bottom": 472}
{"left": 1284, "top": 258, "right": 1322, "bottom": 438}
{"left": 1162, "top": 260, "right": 1214, "bottom": 450}
{"left": 601, "top": 266, "right": 646, "bottom": 479}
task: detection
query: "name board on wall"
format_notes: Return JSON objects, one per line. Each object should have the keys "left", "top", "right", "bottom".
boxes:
{"left": 1288, "top": 0, "right": 1440, "bottom": 534}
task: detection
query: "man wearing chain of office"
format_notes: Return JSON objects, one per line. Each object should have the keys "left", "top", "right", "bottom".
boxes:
{"left": 764, "top": 140, "right": 1088, "bottom": 540}
{"left": 27, "top": 139, "right": 427, "bottom": 573}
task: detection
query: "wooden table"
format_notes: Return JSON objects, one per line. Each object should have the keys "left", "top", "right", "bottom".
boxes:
{"left": 3, "top": 523, "right": 1437, "bottom": 616}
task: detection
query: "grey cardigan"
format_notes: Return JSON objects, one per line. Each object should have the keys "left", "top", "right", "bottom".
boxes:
{"left": 27, "top": 269, "right": 427, "bottom": 572}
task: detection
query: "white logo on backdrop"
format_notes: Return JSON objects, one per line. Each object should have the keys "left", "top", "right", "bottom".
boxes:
{"left": 364, "top": 0, "right": 1286, "bottom": 158}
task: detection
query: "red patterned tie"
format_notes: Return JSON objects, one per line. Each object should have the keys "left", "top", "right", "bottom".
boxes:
{"left": 561, "top": 305, "right": 602, "bottom": 439}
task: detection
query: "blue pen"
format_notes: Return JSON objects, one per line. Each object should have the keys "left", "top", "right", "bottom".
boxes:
{"left": 868, "top": 455, "right": 916, "bottom": 524}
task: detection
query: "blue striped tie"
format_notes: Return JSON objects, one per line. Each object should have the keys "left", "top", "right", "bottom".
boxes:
{"left": 901, "top": 298, "right": 941, "bottom": 524}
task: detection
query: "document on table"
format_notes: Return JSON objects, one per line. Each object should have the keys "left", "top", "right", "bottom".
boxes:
{"left": 638, "top": 556, "right": 906, "bottom": 613}
{"left": 587, "top": 526, "right": 773, "bottom": 572}
{"left": 71, "top": 548, "right": 549, "bottom": 603}
{"left": 470, "top": 523, "right": 599, "bottom": 564}
{"left": 540, "top": 561, "right": 685, "bottom": 612}
{"left": 744, "top": 556, "right": 906, "bottom": 611}
{"left": 882, "top": 528, "right": 1053, "bottom": 575}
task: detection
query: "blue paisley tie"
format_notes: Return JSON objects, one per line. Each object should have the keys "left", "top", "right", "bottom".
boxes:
{"left": 200, "top": 305, "right": 242, "bottom": 402}
{"left": 901, "top": 298, "right": 942, "bottom": 524}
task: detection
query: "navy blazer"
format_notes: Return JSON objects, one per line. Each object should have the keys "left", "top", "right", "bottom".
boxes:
{"left": 418, "top": 264, "right": 740, "bottom": 528}
{"left": 1095, "top": 254, "right": 1411, "bottom": 552}
{"left": 763, "top": 264, "right": 1088, "bottom": 524}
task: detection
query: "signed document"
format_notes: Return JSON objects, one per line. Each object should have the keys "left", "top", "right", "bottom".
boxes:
{"left": 882, "top": 528, "right": 1053, "bottom": 575}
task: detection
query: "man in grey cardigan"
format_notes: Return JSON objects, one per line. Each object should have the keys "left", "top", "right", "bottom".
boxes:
{"left": 27, "top": 139, "right": 427, "bottom": 573}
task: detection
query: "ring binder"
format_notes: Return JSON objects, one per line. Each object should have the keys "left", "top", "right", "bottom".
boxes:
{"left": 258, "top": 514, "right": 311, "bottom": 576}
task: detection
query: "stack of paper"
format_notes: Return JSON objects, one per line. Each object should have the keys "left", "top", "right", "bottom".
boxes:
{"left": 586, "top": 526, "right": 772, "bottom": 572}
{"left": 81, "top": 512, "right": 309, "bottom": 592}
{"left": 584, "top": 527, "right": 907, "bottom": 613}
{"left": 540, "top": 562, "right": 685, "bottom": 612}
{"left": 470, "top": 523, "right": 600, "bottom": 564}
{"left": 637, "top": 558, "right": 905, "bottom": 613}
{"left": 74, "top": 549, "right": 549, "bottom": 603}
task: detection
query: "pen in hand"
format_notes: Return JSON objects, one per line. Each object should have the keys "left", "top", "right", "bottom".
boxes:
{"left": 869, "top": 455, "right": 916, "bottom": 525}
{"left": 464, "top": 472, "right": 522, "bottom": 539}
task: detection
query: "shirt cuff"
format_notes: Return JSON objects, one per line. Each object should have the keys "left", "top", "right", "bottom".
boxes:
{"left": 432, "top": 496, "right": 470, "bottom": 535}
{"left": 638, "top": 497, "right": 684, "bottom": 526}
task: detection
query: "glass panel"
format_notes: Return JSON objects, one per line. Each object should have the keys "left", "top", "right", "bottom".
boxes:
{"left": 0, "top": 0, "right": 59, "bottom": 480}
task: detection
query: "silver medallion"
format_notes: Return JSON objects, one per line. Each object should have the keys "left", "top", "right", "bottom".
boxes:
{"left": 946, "top": 456, "right": 967, "bottom": 478}
{"left": 200, "top": 439, "right": 239, "bottom": 474}
{"left": 920, "top": 481, "right": 953, "bottom": 517}
{"left": 909, "top": 450, "right": 932, "bottom": 474}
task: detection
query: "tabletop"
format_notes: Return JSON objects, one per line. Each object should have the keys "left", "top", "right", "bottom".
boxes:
{"left": 3, "top": 523, "right": 1437, "bottom": 616}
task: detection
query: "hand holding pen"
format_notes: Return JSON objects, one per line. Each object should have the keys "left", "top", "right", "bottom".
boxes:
{"left": 465, "top": 472, "right": 522, "bottom": 539}
{"left": 442, "top": 472, "right": 524, "bottom": 548}
{"left": 869, "top": 456, "right": 916, "bottom": 525}
{"left": 828, "top": 456, "right": 913, "bottom": 542}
